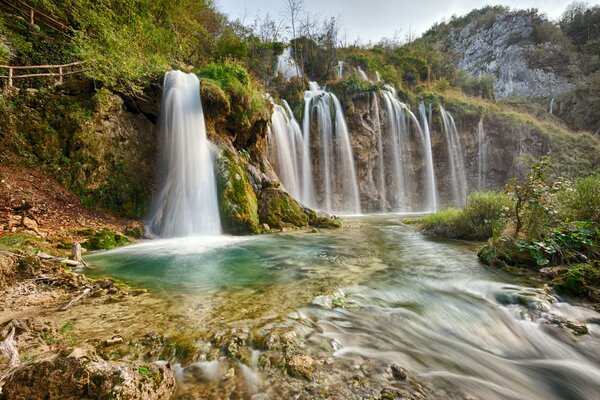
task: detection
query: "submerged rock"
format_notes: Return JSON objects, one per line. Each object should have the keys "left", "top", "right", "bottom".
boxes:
{"left": 2, "top": 345, "right": 176, "bottom": 399}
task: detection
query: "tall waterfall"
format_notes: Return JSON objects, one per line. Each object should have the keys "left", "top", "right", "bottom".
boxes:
{"left": 303, "top": 82, "right": 361, "bottom": 214}
{"left": 147, "top": 71, "right": 222, "bottom": 237}
{"left": 268, "top": 101, "right": 304, "bottom": 200}
{"left": 418, "top": 102, "right": 438, "bottom": 212}
{"left": 440, "top": 106, "right": 468, "bottom": 207}
{"left": 274, "top": 47, "right": 302, "bottom": 81}
{"left": 549, "top": 98, "right": 555, "bottom": 115}
{"left": 380, "top": 86, "right": 412, "bottom": 211}
{"left": 372, "top": 92, "right": 386, "bottom": 211}
{"left": 477, "top": 119, "right": 486, "bottom": 190}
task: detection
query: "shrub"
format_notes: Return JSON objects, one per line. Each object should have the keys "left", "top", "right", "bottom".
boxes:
{"left": 560, "top": 171, "right": 600, "bottom": 225}
{"left": 420, "top": 191, "right": 511, "bottom": 240}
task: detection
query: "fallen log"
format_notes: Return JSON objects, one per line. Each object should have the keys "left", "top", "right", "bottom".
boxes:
{"left": 0, "top": 327, "right": 19, "bottom": 369}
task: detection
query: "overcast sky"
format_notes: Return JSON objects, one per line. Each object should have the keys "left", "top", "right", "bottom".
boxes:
{"left": 215, "top": 0, "right": 600, "bottom": 43}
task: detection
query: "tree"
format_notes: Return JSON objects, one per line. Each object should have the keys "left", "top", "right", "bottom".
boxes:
{"left": 284, "top": 0, "right": 304, "bottom": 78}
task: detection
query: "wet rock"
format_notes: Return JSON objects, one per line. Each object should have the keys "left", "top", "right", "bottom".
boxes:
{"left": 390, "top": 363, "right": 408, "bottom": 380}
{"left": 539, "top": 266, "right": 567, "bottom": 279}
{"left": 287, "top": 354, "right": 315, "bottom": 379}
{"left": 1, "top": 345, "right": 176, "bottom": 399}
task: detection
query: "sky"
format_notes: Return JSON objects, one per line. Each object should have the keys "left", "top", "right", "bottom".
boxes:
{"left": 215, "top": 0, "right": 600, "bottom": 43}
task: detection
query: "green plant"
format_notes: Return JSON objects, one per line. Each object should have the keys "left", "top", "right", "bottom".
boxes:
{"left": 506, "top": 157, "right": 565, "bottom": 239}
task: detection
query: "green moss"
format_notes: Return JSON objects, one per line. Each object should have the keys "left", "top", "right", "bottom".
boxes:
{"left": 86, "top": 228, "right": 130, "bottom": 250}
{"left": 200, "top": 78, "right": 231, "bottom": 120}
{"left": 555, "top": 263, "right": 600, "bottom": 297}
{"left": 258, "top": 188, "right": 309, "bottom": 229}
{"left": 216, "top": 148, "right": 260, "bottom": 234}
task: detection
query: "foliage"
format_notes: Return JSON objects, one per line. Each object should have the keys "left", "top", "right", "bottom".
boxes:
{"left": 559, "top": 171, "right": 600, "bottom": 224}
{"left": 197, "top": 62, "right": 269, "bottom": 131}
{"left": 455, "top": 72, "right": 495, "bottom": 100}
{"left": 420, "top": 192, "right": 511, "bottom": 240}
{"left": 505, "top": 157, "right": 565, "bottom": 240}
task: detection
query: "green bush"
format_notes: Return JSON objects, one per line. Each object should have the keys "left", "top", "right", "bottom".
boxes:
{"left": 420, "top": 192, "right": 511, "bottom": 240}
{"left": 560, "top": 172, "right": 600, "bottom": 225}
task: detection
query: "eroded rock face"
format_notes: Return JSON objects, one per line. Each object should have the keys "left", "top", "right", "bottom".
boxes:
{"left": 2, "top": 345, "right": 176, "bottom": 400}
{"left": 446, "top": 11, "right": 576, "bottom": 99}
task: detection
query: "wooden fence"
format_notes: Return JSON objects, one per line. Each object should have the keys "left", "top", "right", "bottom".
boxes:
{"left": 0, "top": 62, "right": 85, "bottom": 88}
{"left": 0, "top": 0, "right": 69, "bottom": 34}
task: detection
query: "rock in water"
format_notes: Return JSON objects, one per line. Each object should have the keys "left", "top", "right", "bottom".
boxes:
{"left": 2, "top": 345, "right": 176, "bottom": 399}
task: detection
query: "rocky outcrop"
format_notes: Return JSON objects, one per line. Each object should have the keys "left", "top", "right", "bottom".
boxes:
{"left": 2, "top": 345, "right": 175, "bottom": 400}
{"left": 445, "top": 10, "right": 576, "bottom": 99}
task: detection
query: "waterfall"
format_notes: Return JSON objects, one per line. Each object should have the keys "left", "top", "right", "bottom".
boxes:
{"left": 274, "top": 47, "right": 302, "bottom": 81}
{"left": 375, "top": 71, "right": 381, "bottom": 82}
{"left": 477, "top": 119, "right": 486, "bottom": 190}
{"left": 147, "top": 71, "right": 222, "bottom": 238}
{"left": 419, "top": 102, "right": 438, "bottom": 211}
{"left": 549, "top": 98, "right": 555, "bottom": 115}
{"left": 337, "top": 61, "right": 345, "bottom": 79}
{"left": 440, "top": 106, "right": 468, "bottom": 207}
{"left": 303, "top": 82, "right": 361, "bottom": 214}
{"left": 357, "top": 66, "right": 370, "bottom": 81}
{"left": 380, "top": 86, "right": 412, "bottom": 211}
{"left": 372, "top": 92, "right": 386, "bottom": 211}
{"left": 268, "top": 101, "right": 304, "bottom": 200}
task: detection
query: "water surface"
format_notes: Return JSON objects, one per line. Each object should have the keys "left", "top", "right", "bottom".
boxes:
{"left": 85, "top": 216, "right": 600, "bottom": 399}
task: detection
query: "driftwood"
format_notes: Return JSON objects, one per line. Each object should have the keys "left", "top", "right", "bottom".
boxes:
{"left": 59, "top": 288, "right": 91, "bottom": 311}
{"left": 71, "top": 242, "right": 88, "bottom": 268}
{"left": 0, "top": 328, "right": 20, "bottom": 369}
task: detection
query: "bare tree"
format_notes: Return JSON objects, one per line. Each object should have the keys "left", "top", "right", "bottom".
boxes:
{"left": 284, "top": 0, "right": 304, "bottom": 78}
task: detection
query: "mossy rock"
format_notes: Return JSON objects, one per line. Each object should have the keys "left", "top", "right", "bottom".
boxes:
{"left": 85, "top": 228, "right": 130, "bottom": 250}
{"left": 554, "top": 263, "right": 600, "bottom": 298}
{"left": 305, "top": 209, "right": 342, "bottom": 229}
{"left": 258, "top": 188, "right": 309, "bottom": 229}
{"left": 200, "top": 78, "right": 231, "bottom": 121}
{"left": 216, "top": 148, "right": 260, "bottom": 234}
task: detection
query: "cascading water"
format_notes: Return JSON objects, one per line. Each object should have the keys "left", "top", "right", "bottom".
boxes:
{"left": 477, "top": 119, "right": 487, "bottom": 190}
{"left": 418, "top": 102, "right": 438, "bottom": 211}
{"left": 380, "top": 86, "right": 412, "bottom": 211}
{"left": 549, "top": 97, "right": 555, "bottom": 115}
{"left": 274, "top": 47, "right": 302, "bottom": 81}
{"left": 267, "top": 101, "right": 304, "bottom": 200}
{"left": 371, "top": 92, "right": 386, "bottom": 211}
{"left": 357, "top": 66, "right": 370, "bottom": 81}
{"left": 440, "top": 106, "right": 468, "bottom": 207}
{"left": 337, "top": 61, "right": 345, "bottom": 79}
{"left": 303, "top": 82, "right": 361, "bottom": 214}
{"left": 146, "top": 71, "right": 222, "bottom": 238}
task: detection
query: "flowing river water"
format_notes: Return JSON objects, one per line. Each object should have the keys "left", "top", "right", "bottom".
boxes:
{"left": 84, "top": 216, "right": 600, "bottom": 399}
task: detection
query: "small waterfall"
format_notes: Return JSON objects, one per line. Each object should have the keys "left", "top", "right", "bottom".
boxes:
{"left": 337, "top": 61, "right": 345, "bottom": 79}
{"left": 419, "top": 102, "right": 438, "bottom": 211}
{"left": 268, "top": 101, "right": 304, "bottom": 200}
{"left": 147, "top": 71, "right": 222, "bottom": 237}
{"left": 274, "top": 47, "right": 302, "bottom": 81}
{"left": 357, "top": 66, "right": 370, "bottom": 81}
{"left": 375, "top": 71, "right": 381, "bottom": 82}
{"left": 549, "top": 98, "right": 555, "bottom": 115}
{"left": 303, "top": 82, "right": 361, "bottom": 214}
{"left": 477, "top": 119, "right": 486, "bottom": 190}
{"left": 440, "top": 106, "right": 468, "bottom": 207}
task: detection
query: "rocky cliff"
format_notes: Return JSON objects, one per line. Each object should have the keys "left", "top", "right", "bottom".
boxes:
{"left": 440, "top": 9, "right": 576, "bottom": 99}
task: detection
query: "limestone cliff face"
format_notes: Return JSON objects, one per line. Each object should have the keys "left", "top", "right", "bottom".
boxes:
{"left": 343, "top": 91, "right": 600, "bottom": 211}
{"left": 445, "top": 10, "right": 576, "bottom": 99}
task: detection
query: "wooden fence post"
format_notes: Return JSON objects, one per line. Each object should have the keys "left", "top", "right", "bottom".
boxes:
{"left": 30, "top": 8, "right": 34, "bottom": 25}
{"left": 8, "top": 68, "right": 13, "bottom": 88}
{"left": 58, "top": 66, "right": 63, "bottom": 84}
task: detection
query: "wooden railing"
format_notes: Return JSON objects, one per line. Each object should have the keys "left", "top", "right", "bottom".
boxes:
{"left": 0, "top": 0, "right": 69, "bottom": 34}
{"left": 0, "top": 62, "right": 85, "bottom": 88}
